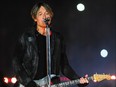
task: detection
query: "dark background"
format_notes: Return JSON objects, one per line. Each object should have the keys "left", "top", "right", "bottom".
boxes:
{"left": 0, "top": 0, "right": 115, "bottom": 87}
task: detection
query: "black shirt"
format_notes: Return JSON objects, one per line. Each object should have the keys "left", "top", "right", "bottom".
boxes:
{"left": 34, "top": 30, "right": 60, "bottom": 84}
{"left": 34, "top": 30, "right": 47, "bottom": 80}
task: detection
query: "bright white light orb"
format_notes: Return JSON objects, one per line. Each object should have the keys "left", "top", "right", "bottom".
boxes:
{"left": 100, "top": 49, "right": 108, "bottom": 58}
{"left": 4, "top": 77, "right": 9, "bottom": 83}
{"left": 11, "top": 77, "right": 17, "bottom": 84}
{"left": 77, "top": 3, "right": 85, "bottom": 11}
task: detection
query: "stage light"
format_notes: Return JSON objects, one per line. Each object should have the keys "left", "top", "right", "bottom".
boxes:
{"left": 76, "top": 3, "right": 85, "bottom": 11}
{"left": 3, "top": 76, "right": 17, "bottom": 84}
{"left": 3, "top": 77, "right": 9, "bottom": 83}
{"left": 100, "top": 49, "right": 108, "bottom": 58}
{"left": 11, "top": 77, "right": 17, "bottom": 84}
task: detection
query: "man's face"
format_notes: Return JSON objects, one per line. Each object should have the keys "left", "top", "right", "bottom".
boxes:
{"left": 34, "top": 6, "right": 51, "bottom": 28}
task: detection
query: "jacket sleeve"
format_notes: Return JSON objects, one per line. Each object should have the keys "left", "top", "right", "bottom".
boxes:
{"left": 60, "top": 35, "right": 88, "bottom": 87}
{"left": 12, "top": 34, "right": 32, "bottom": 86}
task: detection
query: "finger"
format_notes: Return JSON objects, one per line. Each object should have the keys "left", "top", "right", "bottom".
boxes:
{"left": 85, "top": 74, "right": 88, "bottom": 78}
{"left": 80, "top": 77, "right": 86, "bottom": 84}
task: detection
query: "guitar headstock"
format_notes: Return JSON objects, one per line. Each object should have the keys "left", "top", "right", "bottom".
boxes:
{"left": 92, "top": 73, "right": 111, "bottom": 82}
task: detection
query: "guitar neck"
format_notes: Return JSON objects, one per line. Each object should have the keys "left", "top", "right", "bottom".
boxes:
{"left": 51, "top": 76, "right": 93, "bottom": 87}
{"left": 19, "top": 74, "right": 112, "bottom": 87}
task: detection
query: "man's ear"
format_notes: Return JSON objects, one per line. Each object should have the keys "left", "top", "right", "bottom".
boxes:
{"left": 34, "top": 19, "right": 37, "bottom": 22}
{"left": 32, "top": 16, "right": 37, "bottom": 22}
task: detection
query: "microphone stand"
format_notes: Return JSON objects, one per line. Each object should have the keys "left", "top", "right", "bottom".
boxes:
{"left": 45, "top": 21, "right": 51, "bottom": 87}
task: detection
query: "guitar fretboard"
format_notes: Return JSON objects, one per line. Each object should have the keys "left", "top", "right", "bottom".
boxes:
{"left": 51, "top": 77, "right": 92, "bottom": 87}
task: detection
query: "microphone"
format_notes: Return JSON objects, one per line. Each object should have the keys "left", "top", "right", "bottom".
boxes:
{"left": 43, "top": 18, "right": 50, "bottom": 24}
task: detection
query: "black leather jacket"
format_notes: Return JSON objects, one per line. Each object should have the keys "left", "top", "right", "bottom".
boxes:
{"left": 13, "top": 27, "right": 81, "bottom": 86}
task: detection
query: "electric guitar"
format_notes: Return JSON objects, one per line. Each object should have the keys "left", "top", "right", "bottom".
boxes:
{"left": 19, "top": 73, "right": 114, "bottom": 87}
